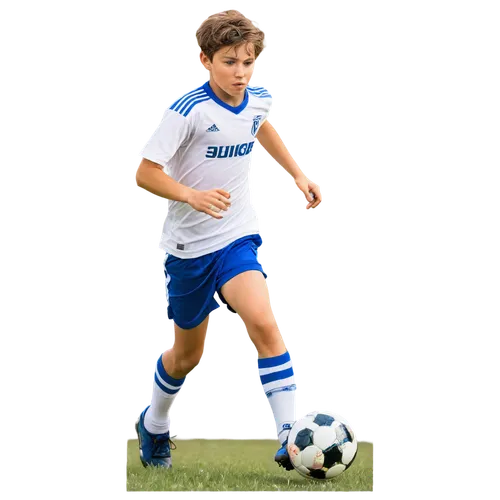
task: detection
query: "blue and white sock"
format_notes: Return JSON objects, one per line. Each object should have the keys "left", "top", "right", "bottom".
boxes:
{"left": 258, "top": 351, "right": 296, "bottom": 445}
{"left": 144, "top": 354, "right": 185, "bottom": 435}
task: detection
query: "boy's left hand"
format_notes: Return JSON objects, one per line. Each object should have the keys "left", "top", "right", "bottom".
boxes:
{"left": 295, "top": 175, "right": 322, "bottom": 209}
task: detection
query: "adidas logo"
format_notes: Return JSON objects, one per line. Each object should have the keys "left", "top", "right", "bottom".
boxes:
{"left": 206, "top": 124, "right": 220, "bottom": 132}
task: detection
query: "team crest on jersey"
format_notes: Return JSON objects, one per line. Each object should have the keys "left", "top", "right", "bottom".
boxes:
{"left": 251, "top": 115, "right": 263, "bottom": 136}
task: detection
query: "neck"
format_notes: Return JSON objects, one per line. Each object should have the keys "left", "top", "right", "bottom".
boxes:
{"left": 209, "top": 78, "right": 243, "bottom": 107}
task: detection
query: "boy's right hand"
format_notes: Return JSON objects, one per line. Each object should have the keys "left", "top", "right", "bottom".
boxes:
{"left": 187, "top": 189, "right": 231, "bottom": 219}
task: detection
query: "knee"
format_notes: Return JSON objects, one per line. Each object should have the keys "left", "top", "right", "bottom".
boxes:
{"left": 167, "top": 359, "right": 201, "bottom": 378}
{"left": 247, "top": 317, "right": 284, "bottom": 352}
{"left": 248, "top": 316, "right": 279, "bottom": 337}
{"left": 175, "top": 350, "right": 203, "bottom": 375}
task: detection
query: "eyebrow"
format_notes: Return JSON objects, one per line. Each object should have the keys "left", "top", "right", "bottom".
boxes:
{"left": 222, "top": 56, "right": 255, "bottom": 61}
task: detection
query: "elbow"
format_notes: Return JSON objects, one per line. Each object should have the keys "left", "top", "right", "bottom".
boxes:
{"left": 132, "top": 167, "right": 142, "bottom": 187}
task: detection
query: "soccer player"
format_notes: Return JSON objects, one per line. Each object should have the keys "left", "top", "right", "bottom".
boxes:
{"left": 135, "top": 10, "right": 322, "bottom": 470}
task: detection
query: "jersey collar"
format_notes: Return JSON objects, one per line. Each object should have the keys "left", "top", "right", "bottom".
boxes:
{"left": 203, "top": 81, "right": 248, "bottom": 115}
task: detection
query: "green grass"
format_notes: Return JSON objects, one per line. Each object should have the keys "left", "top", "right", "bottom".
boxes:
{"left": 127, "top": 439, "right": 373, "bottom": 491}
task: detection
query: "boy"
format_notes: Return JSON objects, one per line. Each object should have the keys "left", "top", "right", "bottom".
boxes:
{"left": 135, "top": 10, "right": 322, "bottom": 471}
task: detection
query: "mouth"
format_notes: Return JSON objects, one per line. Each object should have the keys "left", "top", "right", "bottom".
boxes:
{"left": 232, "top": 83, "right": 246, "bottom": 89}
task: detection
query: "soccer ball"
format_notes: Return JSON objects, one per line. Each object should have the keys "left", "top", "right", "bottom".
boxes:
{"left": 287, "top": 410, "right": 357, "bottom": 480}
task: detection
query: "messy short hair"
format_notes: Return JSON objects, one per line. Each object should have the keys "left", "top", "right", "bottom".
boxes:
{"left": 196, "top": 10, "right": 265, "bottom": 62}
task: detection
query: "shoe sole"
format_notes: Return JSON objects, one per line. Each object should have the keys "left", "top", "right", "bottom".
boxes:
{"left": 275, "top": 454, "right": 294, "bottom": 471}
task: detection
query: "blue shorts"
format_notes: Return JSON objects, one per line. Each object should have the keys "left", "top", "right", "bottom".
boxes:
{"left": 164, "top": 234, "right": 267, "bottom": 330}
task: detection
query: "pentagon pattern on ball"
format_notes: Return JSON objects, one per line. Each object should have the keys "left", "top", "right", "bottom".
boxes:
{"left": 335, "top": 423, "right": 351, "bottom": 445}
{"left": 322, "top": 442, "right": 343, "bottom": 468}
{"left": 309, "top": 469, "right": 327, "bottom": 479}
{"left": 313, "top": 413, "right": 335, "bottom": 427}
{"left": 295, "top": 428, "right": 314, "bottom": 451}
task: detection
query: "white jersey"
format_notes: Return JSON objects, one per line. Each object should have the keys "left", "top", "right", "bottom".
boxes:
{"left": 140, "top": 81, "right": 272, "bottom": 258}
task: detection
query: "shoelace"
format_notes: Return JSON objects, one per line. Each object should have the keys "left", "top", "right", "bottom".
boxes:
{"left": 152, "top": 434, "right": 177, "bottom": 456}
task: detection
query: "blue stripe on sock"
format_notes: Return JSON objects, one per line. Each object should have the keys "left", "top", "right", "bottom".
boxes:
{"left": 153, "top": 371, "right": 179, "bottom": 396}
{"left": 260, "top": 366, "right": 294, "bottom": 385}
{"left": 258, "top": 351, "right": 290, "bottom": 369}
{"left": 156, "top": 355, "right": 185, "bottom": 387}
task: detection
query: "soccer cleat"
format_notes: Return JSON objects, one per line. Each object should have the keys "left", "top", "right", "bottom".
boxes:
{"left": 274, "top": 438, "right": 294, "bottom": 471}
{"left": 135, "top": 406, "right": 176, "bottom": 468}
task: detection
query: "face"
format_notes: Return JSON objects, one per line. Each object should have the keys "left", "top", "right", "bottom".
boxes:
{"left": 201, "top": 43, "right": 256, "bottom": 98}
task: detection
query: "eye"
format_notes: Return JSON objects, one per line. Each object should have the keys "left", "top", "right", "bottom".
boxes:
{"left": 225, "top": 61, "right": 254, "bottom": 65}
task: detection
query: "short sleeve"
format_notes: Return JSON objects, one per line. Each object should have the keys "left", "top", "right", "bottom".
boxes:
{"left": 263, "top": 92, "right": 274, "bottom": 122}
{"left": 140, "top": 109, "right": 191, "bottom": 168}
{"left": 257, "top": 85, "right": 275, "bottom": 132}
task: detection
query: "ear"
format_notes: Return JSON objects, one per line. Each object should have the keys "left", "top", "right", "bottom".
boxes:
{"left": 200, "top": 51, "right": 211, "bottom": 70}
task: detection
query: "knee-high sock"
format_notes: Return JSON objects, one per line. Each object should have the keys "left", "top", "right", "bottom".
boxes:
{"left": 255, "top": 350, "right": 299, "bottom": 444}
{"left": 144, "top": 353, "right": 187, "bottom": 434}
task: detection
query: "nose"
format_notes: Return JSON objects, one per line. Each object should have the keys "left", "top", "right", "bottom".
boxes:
{"left": 234, "top": 63, "right": 245, "bottom": 77}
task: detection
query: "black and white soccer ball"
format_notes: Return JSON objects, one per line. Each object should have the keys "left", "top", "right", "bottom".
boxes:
{"left": 287, "top": 410, "right": 357, "bottom": 480}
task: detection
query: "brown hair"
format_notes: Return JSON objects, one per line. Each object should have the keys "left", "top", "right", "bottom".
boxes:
{"left": 196, "top": 10, "right": 265, "bottom": 62}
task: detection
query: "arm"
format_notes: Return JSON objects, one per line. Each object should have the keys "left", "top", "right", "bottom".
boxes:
{"left": 136, "top": 158, "right": 195, "bottom": 202}
{"left": 255, "top": 121, "right": 305, "bottom": 180}
{"left": 256, "top": 121, "right": 322, "bottom": 209}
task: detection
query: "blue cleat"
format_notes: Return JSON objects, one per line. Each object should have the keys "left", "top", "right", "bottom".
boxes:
{"left": 135, "top": 406, "right": 176, "bottom": 468}
{"left": 274, "top": 438, "right": 294, "bottom": 471}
